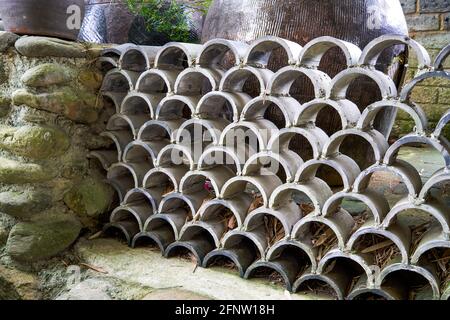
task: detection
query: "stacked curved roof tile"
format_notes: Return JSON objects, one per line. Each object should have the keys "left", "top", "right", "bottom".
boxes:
{"left": 95, "top": 35, "right": 450, "bottom": 300}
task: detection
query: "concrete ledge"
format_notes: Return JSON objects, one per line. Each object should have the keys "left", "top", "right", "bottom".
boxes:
{"left": 75, "top": 238, "right": 323, "bottom": 300}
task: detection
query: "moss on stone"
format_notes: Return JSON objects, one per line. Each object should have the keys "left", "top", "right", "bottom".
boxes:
{"left": 12, "top": 87, "right": 102, "bottom": 124}
{"left": 21, "top": 63, "right": 72, "bottom": 87}
{"left": 0, "top": 213, "right": 15, "bottom": 247}
{"left": 441, "top": 123, "right": 450, "bottom": 140}
{"left": 64, "top": 178, "right": 113, "bottom": 218}
{"left": 0, "top": 95, "right": 11, "bottom": 118}
{"left": 0, "top": 32, "right": 19, "bottom": 53}
{"left": 0, "top": 190, "right": 52, "bottom": 219}
{"left": 15, "top": 36, "right": 87, "bottom": 58}
{"left": 6, "top": 215, "right": 82, "bottom": 262}
{"left": 0, "top": 226, "right": 9, "bottom": 247}
{"left": 0, "top": 95, "right": 11, "bottom": 108}
{"left": 0, "top": 125, "right": 70, "bottom": 159}
{"left": 0, "top": 265, "right": 40, "bottom": 299}
{"left": 78, "top": 69, "right": 103, "bottom": 91}
{"left": 0, "top": 157, "right": 56, "bottom": 184}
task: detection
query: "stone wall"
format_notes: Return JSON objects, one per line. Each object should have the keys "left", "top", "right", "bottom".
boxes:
{"left": 398, "top": 0, "right": 450, "bottom": 138}
{"left": 0, "top": 32, "right": 114, "bottom": 267}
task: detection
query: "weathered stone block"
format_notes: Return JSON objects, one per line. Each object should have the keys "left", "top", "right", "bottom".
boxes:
{"left": 0, "top": 60, "right": 7, "bottom": 84}
{"left": 400, "top": 0, "right": 417, "bottom": 14}
{"left": 64, "top": 177, "right": 114, "bottom": 218}
{"left": 0, "top": 157, "right": 56, "bottom": 184}
{"left": 0, "top": 95, "right": 11, "bottom": 108}
{"left": 412, "top": 32, "right": 450, "bottom": 49}
{"left": 21, "top": 63, "right": 72, "bottom": 88}
{"left": 0, "top": 225, "right": 8, "bottom": 247}
{"left": 444, "top": 12, "right": 450, "bottom": 30}
{"left": 410, "top": 86, "right": 439, "bottom": 103}
{"left": 0, "top": 265, "right": 41, "bottom": 299}
{"left": 15, "top": 36, "right": 88, "bottom": 58}
{"left": 414, "top": 75, "right": 450, "bottom": 87}
{"left": 0, "top": 190, "right": 52, "bottom": 219}
{"left": 406, "top": 14, "right": 440, "bottom": 31}
{"left": 56, "top": 278, "right": 113, "bottom": 300}
{"left": 79, "top": 69, "right": 103, "bottom": 91}
{"left": 0, "top": 212, "right": 15, "bottom": 247}
{"left": 419, "top": 0, "right": 450, "bottom": 13}
{"left": 0, "top": 125, "right": 70, "bottom": 159}
{"left": 438, "top": 87, "right": 450, "bottom": 103}
{"left": 0, "top": 31, "right": 19, "bottom": 52}
{"left": 421, "top": 103, "right": 450, "bottom": 121}
{"left": 6, "top": 215, "right": 82, "bottom": 262}
{"left": 12, "top": 88, "right": 101, "bottom": 124}
{"left": 0, "top": 95, "right": 11, "bottom": 118}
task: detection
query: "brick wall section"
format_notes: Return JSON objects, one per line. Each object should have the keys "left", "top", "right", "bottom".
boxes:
{"left": 398, "top": 0, "right": 450, "bottom": 139}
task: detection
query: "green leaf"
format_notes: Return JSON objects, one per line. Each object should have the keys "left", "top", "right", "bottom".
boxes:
{"left": 125, "top": 0, "right": 212, "bottom": 43}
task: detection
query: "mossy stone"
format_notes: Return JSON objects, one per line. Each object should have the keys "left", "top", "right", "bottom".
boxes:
{"left": 0, "top": 157, "right": 56, "bottom": 184}
{"left": 21, "top": 63, "right": 72, "bottom": 87}
{"left": 12, "top": 88, "right": 101, "bottom": 124}
{"left": 15, "top": 36, "right": 87, "bottom": 58}
{"left": 0, "top": 212, "right": 15, "bottom": 247}
{"left": 0, "top": 265, "right": 40, "bottom": 299}
{"left": 0, "top": 31, "right": 19, "bottom": 52}
{"left": 0, "top": 125, "right": 70, "bottom": 159}
{"left": 0, "top": 95, "right": 11, "bottom": 107}
{"left": 0, "top": 190, "right": 52, "bottom": 219}
{"left": 0, "top": 95, "right": 11, "bottom": 117}
{"left": 0, "top": 224, "right": 9, "bottom": 247}
{"left": 78, "top": 69, "right": 103, "bottom": 91}
{"left": 64, "top": 178, "right": 113, "bottom": 218}
{"left": 6, "top": 215, "right": 82, "bottom": 262}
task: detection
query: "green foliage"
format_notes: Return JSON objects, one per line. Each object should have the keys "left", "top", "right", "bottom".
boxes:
{"left": 126, "top": 0, "right": 212, "bottom": 42}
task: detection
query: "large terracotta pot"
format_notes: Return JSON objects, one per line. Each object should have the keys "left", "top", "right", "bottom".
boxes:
{"left": 202, "top": 0, "right": 409, "bottom": 180}
{"left": 0, "top": 0, "right": 85, "bottom": 40}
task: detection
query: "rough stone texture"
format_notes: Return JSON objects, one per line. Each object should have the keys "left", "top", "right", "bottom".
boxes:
{"left": 0, "top": 190, "right": 52, "bottom": 219}
{"left": 444, "top": 12, "right": 450, "bottom": 30}
{"left": 78, "top": 69, "right": 103, "bottom": 92}
{"left": 0, "top": 213, "right": 15, "bottom": 247}
{"left": 64, "top": 177, "right": 114, "bottom": 219}
{"left": 419, "top": 0, "right": 450, "bottom": 13}
{"left": 0, "top": 265, "right": 41, "bottom": 299}
{"left": 400, "top": 0, "right": 417, "bottom": 14}
{"left": 21, "top": 63, "right": 72, "bottom": 87}
{"left": 0, "top": 31, "right": 19, "bottom": 52}
{"left": 0, "top": 125, "right": 70, "bottom": 159}
{"left": 76, "top": 238, "right": 321, "bottom": 300}
{"left": 6, "top": 214, "right": 82, "bottom": 262}
{"left": 398, "top": 0, "right": 450, "bottom": 139}
{"left": 12, "top": 88, "right": 102, "bottom": 124}
{"left": 406, "top": 14, "right": 440, "bottom": 31}
{"left": 56, "top": 278, "right": 112, "bottom": 300}
{"left": 0, "top": 226, "right": 8, "bottom": 247}
{"left": 15, "top": 36, "right": 89, "bottom": 58}
{"left": 142, "top": 289, "right": 210, "bottom": 300}
{"left": 0, "top": 34, "right": 113, "bottom": 265}
{"left": 0, "top": 157, "right": 56, "bottom": 184}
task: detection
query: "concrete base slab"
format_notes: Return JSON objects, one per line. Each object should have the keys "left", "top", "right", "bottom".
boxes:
{"left": 75, "top": 238, "right": 323, "bottom": 300}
